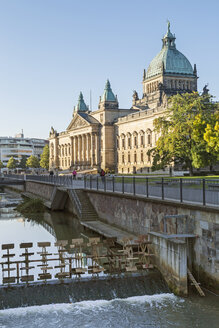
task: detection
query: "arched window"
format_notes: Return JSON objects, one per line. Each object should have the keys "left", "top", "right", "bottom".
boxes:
{"left": 146, "top": 129, "right": 152, "bottom": 146}
{"left": 139, "top": 130, "right": 145, "bottom": 147}
{"left": 133, "top": 132, "right": 138, "bottom": 147}
{"left": 127, "top": 133, "right": 131, "bottom": 148}
{"left": 121, "top": 134, "right": 125, "bottom": 149}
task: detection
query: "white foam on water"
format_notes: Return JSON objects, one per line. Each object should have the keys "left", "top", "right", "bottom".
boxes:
{"left": 0, "top": 293, "right": 181, "bottom": 317}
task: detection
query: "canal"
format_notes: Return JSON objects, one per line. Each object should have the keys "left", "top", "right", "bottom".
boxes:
{"left": 0, "top": 190, "right": 219, "bottom": 328}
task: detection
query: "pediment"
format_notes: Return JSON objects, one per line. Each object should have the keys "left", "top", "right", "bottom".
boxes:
{"left": 67, "top": 114, "right": 90, "bottom": 131}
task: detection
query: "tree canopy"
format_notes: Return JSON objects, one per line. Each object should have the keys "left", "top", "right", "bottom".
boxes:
{"left": 0, "top": 160, "right": 4, "bottom": 172}
{"left": 7, "top": 157, "right": 17, "bottom": 169}
{"left": 40, "top": 145, "right": 49, "bottom": 170}
{"left": 19, "top": 155, "right": 28, "bottom": 169}
{"left": 26, "top": 155, "right": 40, "bottom": 168}
{"left": 204, "top": 110, "right": 219, "bottom": 160}
{"left": 149, "top": 92, "right": 218, "bottom": 175}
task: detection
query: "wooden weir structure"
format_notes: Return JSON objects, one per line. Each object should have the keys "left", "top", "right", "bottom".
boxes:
{"left": 0, "top": 235, "right": 154, "bottom": 286}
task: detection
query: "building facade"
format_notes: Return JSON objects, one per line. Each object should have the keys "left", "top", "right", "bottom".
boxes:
{"left": 49, "top": 23, "right": 197, "bottom": 173}
{"left": 0, "top": 132, "right": 48, "bottom": 170}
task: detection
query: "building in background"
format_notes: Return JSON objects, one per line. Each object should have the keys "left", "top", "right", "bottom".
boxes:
{"left": 0, "top": 132, "right": 48, "bottom": 170}
{"left": 49, "top": 23, "right": 198, "bottom": 173}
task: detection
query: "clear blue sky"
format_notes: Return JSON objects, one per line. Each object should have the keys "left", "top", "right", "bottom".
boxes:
{"left": 0, "top": 0, "right": 218, "bottom": 139}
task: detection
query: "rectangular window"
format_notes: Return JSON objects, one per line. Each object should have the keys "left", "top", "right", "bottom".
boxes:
{"left": 148, "top": 154, "right": 151, "bottom": 162}
{"left": 134, "top": 153, "right": 137, "bottom": 163}
{"left": 122, "top": 139, "right": 125, "bottom": 148}
{"left": 141, "top": 152, "right": 143, "bottom": 162}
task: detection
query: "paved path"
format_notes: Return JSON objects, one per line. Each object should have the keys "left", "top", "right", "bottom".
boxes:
{"left": 80, "top": 220, "right": 138, "bottom": 245}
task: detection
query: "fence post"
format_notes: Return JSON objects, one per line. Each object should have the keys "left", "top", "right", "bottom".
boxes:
{"left": 90, "top": 175, "right": 92, "bottom": 189}
{"left": 122, "top": 176, "right": 124, "bottom": 194}
{"left": 84, "top": 175, "right": 86, "bottom": 189}
{"left": 161, "top": 178, "right": 164, "bottom": 200}
{"left": 180, "top": 178, "right": 183, "bottom": 203}
{"left": 113, "top": 176, "right": 115, "bottom": 192}
{"left": 146, "top": 177, "right": 149, "bottom": 197}
{"left": 133, "top": 176, "right": 135, "bottom": 195}
{"left": 97, "top": 175, "right": 98, "bottom": 190}
{"left": 203, "top": 179, "right": 206, "bottom": 206}
{"left": 104, "top": 176, "right": 106, "bottom": 192}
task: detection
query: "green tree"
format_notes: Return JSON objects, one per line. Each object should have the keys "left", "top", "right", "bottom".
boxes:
{"left": 19, "top": 155, "right": 28, "bottom": 169}
{"left": 149, "top": 92, "right": 217, "bottom": 175}
{"left": 40, "top": 145, "right": 49, "bottom": 170}
{"left": 7, "top": 157, "right": 17, "bottom": 169}
{"left": 0, "top": 160, "right": 4, "bottom": 173}
{"left": 204, "top": 110, "right": 219, "bottom": 160}
{"left": 26, "top": 155, "right": 40, "bottom": 168}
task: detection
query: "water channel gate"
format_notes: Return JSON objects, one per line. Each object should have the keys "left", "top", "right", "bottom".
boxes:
{"left": 0, "top": 236, "right": 154, "bottom": 287}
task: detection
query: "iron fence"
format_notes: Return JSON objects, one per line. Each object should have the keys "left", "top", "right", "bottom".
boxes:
{"left": 4, "top": 174, "right": 219, "bottom": 207}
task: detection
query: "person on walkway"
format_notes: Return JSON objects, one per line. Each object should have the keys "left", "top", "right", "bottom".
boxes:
{"left": 72, "top": 170, "right": 77, "bottom": 180}
{"left": 100, "top": 169, "right": 105, "bottom": 183}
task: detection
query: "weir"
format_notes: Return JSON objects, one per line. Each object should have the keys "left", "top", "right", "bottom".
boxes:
{"left": 0, "top": 236, "right": 154, "bottom": 286}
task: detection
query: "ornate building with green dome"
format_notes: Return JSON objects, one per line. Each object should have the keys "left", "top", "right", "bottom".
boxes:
{"left": 49, "top": 23, "right": 197, "bottom": 173}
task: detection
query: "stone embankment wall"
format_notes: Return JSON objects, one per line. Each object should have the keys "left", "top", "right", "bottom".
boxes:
{"left": 149, "top": 232, "right": 187, "bottom": 296}
{"left": 87, "top": 190, "right": 219, "bottom": 292}
{"left": 25, "top": 181, "right": 55, "bottom": 201}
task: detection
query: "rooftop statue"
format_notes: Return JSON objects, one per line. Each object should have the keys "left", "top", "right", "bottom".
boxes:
{"left": 202, "top": 84, "right": 209, "bottom": 96}
{"left": 132, "top": 90, "right": 139, "bottom": 101}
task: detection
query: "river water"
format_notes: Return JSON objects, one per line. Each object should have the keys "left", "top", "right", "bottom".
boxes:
{"left": 0, "top": 190, "right": 219, "bottom": 328}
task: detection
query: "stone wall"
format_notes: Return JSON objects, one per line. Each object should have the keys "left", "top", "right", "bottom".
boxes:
{"left": 25, "top": 181, "right": 55, "bottom": 201}
{"left": 87, "top": 190, "right": 219, "bottom": 291}
{"left": 149, "top": 232, "right": 187, "bottom": 296}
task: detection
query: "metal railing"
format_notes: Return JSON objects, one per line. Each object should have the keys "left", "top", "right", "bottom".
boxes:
{"left": 3, "top": 174, "right": 219, "bottom": 207}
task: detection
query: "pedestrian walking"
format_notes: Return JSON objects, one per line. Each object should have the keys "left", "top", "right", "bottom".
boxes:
{"left": 72, "top": 170, "right": 77, "bottom": 180}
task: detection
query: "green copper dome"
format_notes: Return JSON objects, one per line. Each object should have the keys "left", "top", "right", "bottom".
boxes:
{"left": 75, "top": 92, "right": 88, "bottom": 112}
{"left": 146, "top": 22, "right": 194, "bottom": 79}
{"left": 101, "top": 80, "right": 117, "bottom": 102}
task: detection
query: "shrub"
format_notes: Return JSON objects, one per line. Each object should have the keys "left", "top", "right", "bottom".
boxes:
{"left": 16, "top": 198, "right": 45, "bottom": 214}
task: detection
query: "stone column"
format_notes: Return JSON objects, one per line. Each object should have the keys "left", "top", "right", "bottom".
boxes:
{"left": 78, "top": 136, "right": 81, "bottom": 165}
{"left": 95, "top": 133, "right": 99, "bottom": 167}
{"left": 81, "top": 135, "right": 84, "bottom": 167}
{"left": 73, "top": 137, "right": 77, "bottom": 166}
{"left": 87, "top": 134, "right": 91, "bottom": 167}
{"left": 71, "top": 137, "right": 74, "bottom": 167}
{"left": 91, "top": 133, "right": 94, "bottom": 167}
{"left": 84, "top": 135, "right": 87, "bottom": 164}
